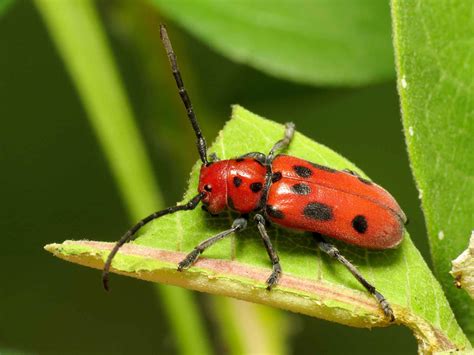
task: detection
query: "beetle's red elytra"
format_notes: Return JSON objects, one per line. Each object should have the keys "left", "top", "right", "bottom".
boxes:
{"left": 102, "top": 24, "right": 407, "bottom": 322}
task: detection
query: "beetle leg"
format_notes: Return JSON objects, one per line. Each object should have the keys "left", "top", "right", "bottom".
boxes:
{"left": 238, "top": 152, "right": 267, "bottom": 165}
{"left": 313, "top": 233, "right": 395, "bottom": 321}
{"left": 342, "top": 168, "right": 359, "bottom": 177}
{"left": 177, "top": 217, "right": 247, "bottom": 271}
{"left": 209, "top": 152, "right": 220, "bottom": 162}
{"left": 267, "top": 122, "right": 296, "bottom": 163}
{"left": 255, "top": 214, "right": 282, "bottom": 290}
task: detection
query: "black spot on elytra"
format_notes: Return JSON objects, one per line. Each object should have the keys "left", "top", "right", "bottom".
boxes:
{"left": 266, "top": 205, "right": 284, "bottom": 219}
{"left": 233, "top": 176, "right": 242, "bottom": 187}
{"left": 310, "top": 162, "right": 336, "bottom": 173}
{"left": 358, "top": 177, "right": 372, "bottom": 185}
{"left": 352, "top": 215, "right": 368, "bottom": 233}
{"left": 291, "top": 183, "right": 311, "bottom": 195}
{"left": 293, "top": 165, "right": 312, "bottom": 178}
{"left": 271, "top": 171, "right": 282, "bottom": 183}
{"left": 303, "top": 202, "right": 333, "bottom": 221}
{"left": 227, "top": 197, "right": 235, "bottom": 210}
{"left": 250, "top": 182, "right": 263, "bottom": 193}
{"left": 235, "top": 158, "right": 245, "bottom": 162}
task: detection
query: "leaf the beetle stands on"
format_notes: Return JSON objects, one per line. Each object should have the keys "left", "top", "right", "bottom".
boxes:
{"left": 152, "top": 0, "right": 394, "bottom": 86}
{"left": 392, "top": 0, "right": 474, "bottom": 341}
{"left": 46, "top": 106, "right": 470, "bottom": 353}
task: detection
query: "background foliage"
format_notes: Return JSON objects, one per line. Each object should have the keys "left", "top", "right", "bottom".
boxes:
{"left": 152, "top": 0, "right": 395, "bottom": 85}
{"left": 392, "top": 0, "right": 474, "bottom": 338}
{"left": 1, "top": 0, "right": 471, "bottom": 353}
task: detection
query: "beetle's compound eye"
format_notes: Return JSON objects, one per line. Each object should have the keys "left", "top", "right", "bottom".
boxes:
{"left": 204, "top": 184, "right": 212, "bottom": 192}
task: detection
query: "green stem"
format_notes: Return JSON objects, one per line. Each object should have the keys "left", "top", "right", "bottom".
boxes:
{"left": 213, "top": 297, "right": 287, "bottom": 355}
{"left": 35, "top": 1, "right": 212, "bottom": 354}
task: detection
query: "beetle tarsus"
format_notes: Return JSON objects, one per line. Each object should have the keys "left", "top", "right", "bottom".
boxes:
{"left": 265, "top": 262, "right": 282, "bottom": 290}
{"left": 375, "top": 290, "right": 395, "bottom": 321}
{"left": 177, "top": 249, "right": 200, "bottom": 271}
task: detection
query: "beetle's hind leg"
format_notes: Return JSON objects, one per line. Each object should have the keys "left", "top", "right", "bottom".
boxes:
{"left": 313, "top": 233, "right": 395, "bottom": 321}
{"left": 267, "top": 122, "right": 295, "bottom": 163}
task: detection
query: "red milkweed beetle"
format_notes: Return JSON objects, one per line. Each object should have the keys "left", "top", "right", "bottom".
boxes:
{"left": 103, "top": 25, "right": 407, "bottom": 322}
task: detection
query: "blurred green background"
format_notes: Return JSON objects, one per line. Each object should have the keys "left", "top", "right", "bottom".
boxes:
{"left": 0, "top": 1, "right": 430, "bottom": 353}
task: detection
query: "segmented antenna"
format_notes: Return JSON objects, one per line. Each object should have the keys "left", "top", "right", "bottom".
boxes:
{"left": 159, "top": 24, "right": 208, "bottom": 165}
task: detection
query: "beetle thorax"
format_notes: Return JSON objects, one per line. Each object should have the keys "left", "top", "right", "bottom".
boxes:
{"left": 198, "top": 158, "right": 267, "bottom": 215}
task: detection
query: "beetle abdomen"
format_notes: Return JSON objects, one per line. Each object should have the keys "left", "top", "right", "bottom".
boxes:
{"left": 266, "top": 155, "right": 405, "bottom": 249}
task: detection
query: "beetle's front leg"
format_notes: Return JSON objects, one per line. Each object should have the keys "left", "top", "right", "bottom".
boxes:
{"left": 178, "top": 217, "right": 247, "bottom": 270}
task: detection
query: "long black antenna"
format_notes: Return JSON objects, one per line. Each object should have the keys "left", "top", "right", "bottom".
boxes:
{"left": 160, "top": 24, "right": 208, "bottom": 165}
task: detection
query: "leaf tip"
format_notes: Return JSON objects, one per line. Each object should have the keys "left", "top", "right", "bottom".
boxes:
{"left": 44, "top": 243, "right": 61, "bottom": 254}
{"left": 230, "top": 104, "right": 248, "bottom": 118}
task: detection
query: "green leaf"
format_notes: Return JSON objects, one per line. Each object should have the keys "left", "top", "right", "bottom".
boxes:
{"left": 391, "top": 0, "right": 474, "bottom": 341}
{"left": 46, "top": 106, "right": 470, "bottom": 352}
{"left": 152, "top": 0, "right": 394, "bottom": 86}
